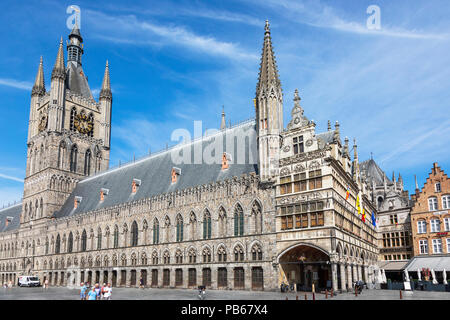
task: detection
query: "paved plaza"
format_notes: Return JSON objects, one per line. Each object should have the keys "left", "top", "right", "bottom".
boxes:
{"left": 0, "top": 287, "right": 449, "bottom": 300}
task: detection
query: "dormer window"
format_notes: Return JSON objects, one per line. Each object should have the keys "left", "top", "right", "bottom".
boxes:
{"left": 132, "top": 179, "right": 141, "bottom": 193}
{"left": 5, "top": 216, "right": 13, "bottom": 227}
{"left": 74, "top": 196, "right": 82, "bottom": 209}
{"left": 222, "top": 152, "right": 232, "bottom": 170}
{"left": 100, "top": 188, "right": 109, "bottom": 201}
{"left": 172, "top": 167, "right": 181, "bottom": 183}
{"left": 293, "top": 136, "right": 304, "bottom": 154}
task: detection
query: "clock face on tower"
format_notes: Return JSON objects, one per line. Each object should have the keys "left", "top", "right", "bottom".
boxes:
{"left": 74, "top": 112, "right": 93, "bottom": 135}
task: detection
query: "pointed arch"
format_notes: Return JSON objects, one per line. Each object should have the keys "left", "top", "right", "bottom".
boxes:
{"left": 218, "top": 206, "right": 227, "bottom": 237}
{"left": 189, "top": 211, "right": 197, "bottom": 241}
{"left": 234, "top": 203, "right": 244, "bottom": 236}
{"left": 176, "top": 214, "right": 183, "bottom": 242}
{"left": 70, "top": 144, "right": 78, "bottom": 172}
{"left": 203, "top": 209, "right": 212, "bottom": 239}
{"left": 84, "top": 148, "right": 91, "bottom": 176}
{"left": 153, "top": 218, "right": 160, "bottom": 244}
{"left": 251, "top": 199, "right": 263, "bottom": 234}
{"left": 131, "top": 220, "right": 139, "bottom": 246}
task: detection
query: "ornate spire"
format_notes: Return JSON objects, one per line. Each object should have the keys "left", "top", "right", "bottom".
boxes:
{"left": 256, "top": 20, "right": 281, "bottom": 96}
{"left": 220, "top": 106, "right": 226, "bottom": 130}
{"left": 51, "top": 37, "right": 65, "bottom": 80}
{"left": 100, "top": 60, "right": 112, "bottom": 100}
{"left": 328, "top": 120, "right": 331, "bottom": 131}
{"left": 287, "top": 89, "right": 308, "bottom": 130}
{"left": 31, "top": 56, "right": 45, "bottom": 96}
{"left": 333, "top": 121, "right": 340, "bottom": 144}
{"left": 353, "top": 138, "right": 358, "bottom": 160}
{"left": 67, "top": 22, "right": 84, "bottom": 66}
{"left": 343, "top": 136, "right": 350, "bottom": 158}
{"left": 415, "top": 175, "right": 419, "bottom": 190}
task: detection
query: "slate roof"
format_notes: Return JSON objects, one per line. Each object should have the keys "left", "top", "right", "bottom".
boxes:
{"left": 0, "top": 203, "right": 22, "bottom": 233}
{"left": 316, "top": 130, "right": 335, "bottom": 145}
{"left": 360, "top": 159, "right": 391, "bottom": 186}
{"left": 65, "top": 61, "right": 93, "bottom": 99}
{"left": 54, "top": 120, "right": 258, "bottom": 219}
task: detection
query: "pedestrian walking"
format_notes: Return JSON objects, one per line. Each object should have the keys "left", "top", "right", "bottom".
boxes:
{"left": 44, "top": 278, "right": 49, "bottom": 290}
{"left": 7, "top": 281, "right": 12, "bottom": 289}
{"left": 87, "top": 287, "right": 97, "bottom": 300}
{"left": 94, "top": 283, "right": 101, "bottom": 300}
{"left": 139, "top": 277, "right": 144, "bottom": 289}
{"left": 80, "top": 282, "right": 87, "bottom": 300}
{"left": 103, "top": 283, "right": 112, "bottom": 300}
{"left": 100, "top": 283, "right": 106, "bottom": 300}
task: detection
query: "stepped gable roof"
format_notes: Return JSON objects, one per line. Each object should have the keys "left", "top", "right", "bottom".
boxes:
{"left": 54, "top": 120, "right": 258, "bottom": 219}
{"left": 65, "top": 61, "right": 93, "bottom": 99}
{"left": 0, "top": 203, "right": 22, "bottom": 233}
{"left": 360, "top": 159, "right": 391, "bottom": 186}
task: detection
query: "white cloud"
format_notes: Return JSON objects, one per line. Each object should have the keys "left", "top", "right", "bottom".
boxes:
{"left": 85, "top": 10, "right": 258, "bottom": 61}
{"left": 0, "top": 173, "right": 23, "bottom": 183}
{"left": 0, "top": 78, "right": 32, "bottom": 90}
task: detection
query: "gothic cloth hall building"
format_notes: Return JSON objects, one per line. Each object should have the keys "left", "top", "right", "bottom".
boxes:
{"left": 0, "top": 21, "right": 380, "bottom": 292}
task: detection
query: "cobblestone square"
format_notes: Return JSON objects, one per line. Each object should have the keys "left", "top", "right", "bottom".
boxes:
{"left": 1, "top": 287, "right": 449, "bottom": 300}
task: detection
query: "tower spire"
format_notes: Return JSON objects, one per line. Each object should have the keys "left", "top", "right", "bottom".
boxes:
{"left": 100, "top": 60, "right": 112, "bottom": 100}
{"left": 256, "top": 20, "right": 282, "bottom": 97}
{"left": 31, "top": 56, "right": 45, "bottom": 96}
{"left": 51, "top": 37, "right": 65, "bottom": 80}
{"left": 220, "top": 106, "right": 226, "bottom": 130}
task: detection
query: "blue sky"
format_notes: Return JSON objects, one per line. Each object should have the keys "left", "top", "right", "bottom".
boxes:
{"left": 0, "top": 0, "right": 449, "bottom": 206}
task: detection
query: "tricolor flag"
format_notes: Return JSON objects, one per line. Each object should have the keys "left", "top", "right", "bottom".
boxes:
{"left": 371, "top": 211, "right": 377, "bottom": 227}
{"left": 356, "top": 195, "right": 361, "bottom": 214}
{"left": 345, "top": 186, "right": 350, "bottom": 200}
{"left": 361, "top": 208, "right": 366, "bottom": 222}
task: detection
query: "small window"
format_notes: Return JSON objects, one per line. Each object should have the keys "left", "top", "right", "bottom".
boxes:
{"left": 435, "top": 183, "right": 441, "bottom": 193}
{"left": 430, "top": 219, "right": 440, "bottom": 233}
{"left": 171, "top": 167, "right": 181, "bottom": 183}
{"left": 417, "top": 220, "right": 426, "bottom": 234}
{"left": 442, "top": 195, "right": 450, "bottom": 210}
{"left": 432, "top": 239, "right": 442, "bottom": 254}
{"left": 419, "top": 239, "right": 428, "bottom": 254}
{"left": 293, "top": 136, "right": 304, "bottom": 154}
{"left": 428, "top": 197, "right": 438, "bottom": 211}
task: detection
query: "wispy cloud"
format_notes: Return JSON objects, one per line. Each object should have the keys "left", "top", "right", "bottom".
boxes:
{"left": 0, "top": 173, "right": 23, "bottom": 183}
{"left": 0, "top": 78, "right": 32, "bottom": 90}
{"left": 252, "top": 0, "right": 449, "bottom": 40}
{"left": 86, "top": 10, "right": 258, "bottom": 61}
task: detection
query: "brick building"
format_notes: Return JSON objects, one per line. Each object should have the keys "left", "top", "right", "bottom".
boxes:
{"left": 406, "top": 163, "right": 450, "bottom": 282}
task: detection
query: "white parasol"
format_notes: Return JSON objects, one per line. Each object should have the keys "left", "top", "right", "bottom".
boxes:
{"left": 431, "top": 269, "right": 438, "bottom": 284}
{"left": 382, "top": 269, "right": 387, "bottom": 283}
{"left": 443, "top": 269, "right": 447, "bottom": 285}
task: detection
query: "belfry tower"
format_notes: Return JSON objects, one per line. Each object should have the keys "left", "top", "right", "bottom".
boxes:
{"left": 22, "top": 25, "right": 112, "bottom": 227}
{"left": 255, "top": 20, "right": 284, "bottom": 183}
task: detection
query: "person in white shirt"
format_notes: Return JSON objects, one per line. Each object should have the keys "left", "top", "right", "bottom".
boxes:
{"left": 103, "top": 283, "right": 112, "bottom": 300}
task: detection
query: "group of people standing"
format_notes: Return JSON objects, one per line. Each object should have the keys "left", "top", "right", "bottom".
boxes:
{"left": 80, "top": 282, "right": 112, "bottom": 300}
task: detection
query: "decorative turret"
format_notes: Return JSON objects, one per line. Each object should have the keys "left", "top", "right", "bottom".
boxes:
{"left": 99, "top": 60, "right": 112, "bottom": 101}
{"left": 67, "top": 23, "right": 83, "bottom": 67}
{"left": 287, "top": 89, "right": 308, "bottom": 130}
{"left": 333, "top": 121, "right": 341, "bottom": 145}
{"left": 352, "top": 138, "right": 360, "bottom": 182}
{"left": 51, "top": 38, "right": 66, "bottom": 80}
{"left": 31, "top": 56, "right": 45, "bottom": 96}
{"left": 99, "top": 60, "right": 112, "bottom": 149}
{"left": 220, "top": 106, "right": 226, "bottom": 130}
{"left": 343, "top": 136, "right": 350, "bottom": 158}
{"left": 327, "top": 120, "right": 331, "bottom": 131}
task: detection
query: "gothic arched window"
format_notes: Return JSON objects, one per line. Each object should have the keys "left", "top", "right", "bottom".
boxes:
{"left": 68, "top": 232, "right": 73, "bottom": 253}
{"left": 218, "top": 207, "right": 227, "bottom": 237}
{"left": 84, "top": 149, "right": 91, "bottom": 176}
{"left": 202, "top": 247, "right": 212, "bottom": 263}
{"left": 55, "top": 234, "right": 61, "bottom": 254}
{"left": 188, "top": 248, "right": 196, "bottom": 263}
{"left": 234, "top": 204, "right": 244, "bottom": 236}
{"left": 252, "top": 201, "right": 262, "bottom": 234}
{"left": 176, "top": 214, "right": 183, "bottom": 242}
{"left": 97, "top": 227, "right": 102, "bottom": 250}
{"left": 203, "top": 209, "right": 211, "bottom": 239}
{"left": 81, "top": 229, "right": 87, "bottom": 252}
{"left": 131, "top": 221, "right": 138, "bottom": 247}
{"left": 70, "top": 145, "right": 78, "bottom": 173}
{"left": 251, "top": 244, "right": 263, "bottom": 261}
{"left": 70, "top": 107, "right": 76, "bottom": 131}
{"left": 153, "top": 219, "right": 160, "bottom": 244}
{"left": 58, "top": 141, "right": 66, "bottom": 169}
{"left": 234, "top": 245, "right": 244, "bottom": 262}
{"left": 113, "top": 225, "right": 119, "bottom": 248}
{"left": 217, "top": 246, "right": 227, "bottom": 262}
{"left": 190, "top": 212, "right": 197, "bottom": 240}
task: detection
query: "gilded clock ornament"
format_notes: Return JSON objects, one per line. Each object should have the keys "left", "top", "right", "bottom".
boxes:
{"left": 74, "top": 112, "right": 93, "bottom": 135}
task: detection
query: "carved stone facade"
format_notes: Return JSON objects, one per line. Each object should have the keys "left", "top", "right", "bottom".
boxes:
{"left": 0, "top": 21, "right": 381, "bottom": 292}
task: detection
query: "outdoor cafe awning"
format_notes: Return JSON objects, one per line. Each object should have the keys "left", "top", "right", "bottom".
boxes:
{"left": 405, "top": 255, "right": 450, "bottom": 272}
{"left": 377, "top": 260, "right": 408, "bottom": 271}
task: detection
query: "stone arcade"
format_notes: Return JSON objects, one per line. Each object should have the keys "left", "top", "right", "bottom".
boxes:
{"left": 0, "top": 21, "right": 379, "bottom": 292}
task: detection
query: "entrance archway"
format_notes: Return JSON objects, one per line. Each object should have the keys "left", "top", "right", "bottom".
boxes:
{"left": 278, "top": 243, "right": 330, "bottom": 292}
